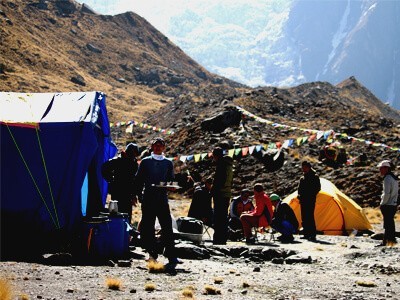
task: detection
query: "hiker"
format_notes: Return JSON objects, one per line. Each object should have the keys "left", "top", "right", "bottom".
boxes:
{"left": 135, "top": 137, "right": 180, "bottom": 267}
{"left": 228, "top": 188, "right": 254, "bottom": 238}
{"left": 270, "top": 194, "right": 299, "bottom": 243}
{"left": 297, "top": 160, "right": 321, "bottom": 242}
{"left": 187, "top": 177, "right": 213, "bottom": 227}
{"left": 240, "top": 184, "right": 273, "bottom": 244}
{"left": 211, "top": 147, "right": 234, "bottom": 245}
{"left": 101, "top": 142, "right": 140, "bottom": 222}
{"left": 377, "top": 160, "right": 398, "bottom": 246}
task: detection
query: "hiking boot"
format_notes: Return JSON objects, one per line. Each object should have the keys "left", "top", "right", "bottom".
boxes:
{"left": 168, "top": 257, "right": 183, "bottom": 265}
{"left": 280, "top": 235, "right": 294, "bottom": 243}
{"left": 308, "top": 236, "right": 317, "bottom": 242}
{"left": 245, "top": 237, "right": 256, "bottom": 245}
{"left": 145, "top": 252, "right": 158, "bottom": 262}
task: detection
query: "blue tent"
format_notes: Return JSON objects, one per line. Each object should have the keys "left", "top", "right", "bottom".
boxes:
{"left": 0, "top": 92, "right": 117, "bottom": 257}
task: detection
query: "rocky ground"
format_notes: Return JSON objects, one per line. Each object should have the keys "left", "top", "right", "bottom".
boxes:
{"left": 1, "top": 200, "right": 399, "bottom": 300}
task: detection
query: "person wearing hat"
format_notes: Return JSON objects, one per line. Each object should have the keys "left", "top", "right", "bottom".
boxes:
{"left": 135, "top": 137, "right": 180, "bottom": 268}
{"left": 297, "top": 160, "right": 321, "bottom": 242}
{"left": 377, "top": 160, "right": 398, "bottom": 246}
{"left": 228, "top": 188, "right": 254, "bottom": 238}
{"left": 270, "top": 194, "right": 299, "bottom": 243}
{"left": 101, "top": 142, "right": 140, "bottom": 222}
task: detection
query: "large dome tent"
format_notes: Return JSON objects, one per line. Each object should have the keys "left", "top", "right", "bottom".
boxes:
{"left": 283, "top": 178, "right": 372, "bottom": 235}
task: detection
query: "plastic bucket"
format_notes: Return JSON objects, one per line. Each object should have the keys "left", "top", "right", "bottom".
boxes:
{"left": 82, "top": 216, "right": 110, "bottom": 261}
{"left": 101, "top": 212, "right": 130, "bottom": 258}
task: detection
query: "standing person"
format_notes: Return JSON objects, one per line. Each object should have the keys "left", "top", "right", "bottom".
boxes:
{"left": 211, "top": 147, "right": 233, "bottom": 245}
{"left": 297, "top": 161, "right": 321, "bottom": 242}
{"left": 135, "top": 137, "right": 180, "bottom": 267}
{"left": 270, "top": 194, "right": 299, "bottom": 243}
{"left": 101, "top": 143, "right": 140, "bottom": 223}
{"left": 240, "top": 184, "right": 273, "bottom": 244}
{"left": 377, "top": 160, "right": 398, "bottom": 246}
{"left": 187, "top": 177, "right": 213, "bottom": 227}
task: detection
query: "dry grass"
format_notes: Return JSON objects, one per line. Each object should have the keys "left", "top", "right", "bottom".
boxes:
{"left": 356, "top": 280, "right": 376, "bottom": 287}
{"left": 213, "top": 277, "right": 224, "bottom": 284}
{"left": 203, "top": 285, "right": 221, "bottom": 295}
{"left": 144, "top": 283, "right": 156, "bottom": 292}
{"left": 105, "top": 278, "right": 122, "bottom": 290}
{"left": 19, "top": 294, "right": 29, "bottom": 300}
{"left": 181, "top": 287, "right": 195, "bottom": 298}
{"left": 147, "top": 260, "right": 165, "bottom": 273}
{"left": 0, "top": 278, "right": 13, "bottom": 300}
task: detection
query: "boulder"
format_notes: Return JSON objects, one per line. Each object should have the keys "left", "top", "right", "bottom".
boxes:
{"left": 201, "top": 109, "right": 242, "bottom": 133}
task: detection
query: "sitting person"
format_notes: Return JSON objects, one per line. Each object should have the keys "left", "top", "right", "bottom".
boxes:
{"left": 228, "top": 189, "right": 254, "bottom": 238}
{"left": 187, "top": 177, "right": 213, "bottom": 227}
{"left": 270, "top": 194, "right": 299, "bottom": 243}
{"left": 240, "top": 184, "right": 273, "bottom": 244}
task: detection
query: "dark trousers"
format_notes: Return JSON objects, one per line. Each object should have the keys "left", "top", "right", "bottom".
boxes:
{"left": 300, "top": 200, "right": 316, "bottom": 238}
{"left": 213, "top": 195, "right": 230, "bottom": 244}
{"left": 380, "top": 205, "right": 397, "bottom": 243}
{"left": 112, "top": 194, "right": 132, "bottom": 223}
{"left": 272, "top": 220, "right": 296, "bottom": 237}
{"left": 140, "top": 200, "right": 175, "bottom": 258}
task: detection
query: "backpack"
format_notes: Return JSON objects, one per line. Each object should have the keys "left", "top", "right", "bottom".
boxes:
{"left": 176, "top": 217, "right": 203, "bottom": 234}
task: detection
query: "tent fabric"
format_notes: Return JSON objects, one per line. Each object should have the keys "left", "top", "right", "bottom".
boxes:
{"left": 1, "top": 92, "right": 117, "bottom": 256}
{"left": 283, "top": 178, "right": 372, "bottom": 235}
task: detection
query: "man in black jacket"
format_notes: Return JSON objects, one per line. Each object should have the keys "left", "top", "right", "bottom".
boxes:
{"left": 270, "top": 194, "right": 299, "bottom": 243}
{"left": 297, "top": 161, "right": 321, "bottom": 241}
{"left": 188, "top": 177, "right": 213, "bottom": 227}
{"left": 101, "top": 143, "right": 140, "bottom": 223}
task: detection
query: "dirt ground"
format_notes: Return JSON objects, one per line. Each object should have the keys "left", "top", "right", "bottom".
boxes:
{"left": 1, "top": 200, "right": 399, "bottom": 300}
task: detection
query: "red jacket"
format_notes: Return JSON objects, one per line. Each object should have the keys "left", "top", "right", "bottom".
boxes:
{"left": 247, "top": 192, "right": 273, "bottom": 227}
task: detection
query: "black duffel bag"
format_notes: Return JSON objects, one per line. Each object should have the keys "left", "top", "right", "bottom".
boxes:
{"left": 176, "top": 217, "right": 203, "bottom": 234}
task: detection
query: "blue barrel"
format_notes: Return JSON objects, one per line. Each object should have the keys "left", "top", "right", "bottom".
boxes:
{"left": 100, "top": 212, "right": 130, "bottom": 258}
{"left": 82, "top": 216, "right": 110, "bottom": 261}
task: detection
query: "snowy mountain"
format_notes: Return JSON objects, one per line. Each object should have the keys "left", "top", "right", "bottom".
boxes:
{"left": 80, "top": 0, "right": 400, "bottom": 109}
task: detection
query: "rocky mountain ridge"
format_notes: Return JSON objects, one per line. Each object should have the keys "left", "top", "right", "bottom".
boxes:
{"left": 1, "top": 0, "right": 399, "bottom": 208}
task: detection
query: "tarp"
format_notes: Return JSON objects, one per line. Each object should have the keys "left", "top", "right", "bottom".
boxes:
{"left": 283, "top": 178, "right": 372, "bottom": 235}
{"left": 1, "top": 92, "right": 117, "bottom": 257}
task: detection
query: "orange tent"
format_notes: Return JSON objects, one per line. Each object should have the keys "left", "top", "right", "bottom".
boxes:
{"left": 283, "top": 178, "right": 372, "bottom": 235}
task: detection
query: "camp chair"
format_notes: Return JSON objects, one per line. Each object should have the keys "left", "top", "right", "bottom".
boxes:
{"left": 252, "top": 226, "right": 276, "bottom": 243}
{"left": 202, "top": 223, "right": 213, "bottom": 240}
{"left": 253, "top": 206, "right": 276, "bottom": 243}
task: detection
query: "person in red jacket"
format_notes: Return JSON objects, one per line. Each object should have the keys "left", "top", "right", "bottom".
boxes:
{"left": 240, "top": 183, "right": 273, "bottom": 244}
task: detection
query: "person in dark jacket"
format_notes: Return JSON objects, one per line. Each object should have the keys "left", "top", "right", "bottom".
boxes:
{"left": 297, "top": 161, "right": 321, "bottom": 241}
{"left": 377, "top": 160, "right": 398, "bottom": 246}
{"left": 101, "top": 143, "right": 140, "bottom": 223}
{"left": 211, "top": 147, "right": 233, "bottom": 245}
{"left": 188, "top": 177, "right": 213, "bottom": 226}
{"left": 135, "top": 137, "right": 179, "bottom": 267}
{"left": 270, "top": 194, "right": 299, "bottom": 243}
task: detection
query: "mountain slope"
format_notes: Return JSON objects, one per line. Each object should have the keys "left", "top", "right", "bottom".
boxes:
{"left": 0, "top": 0, "right": 241, "bottom": 122}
